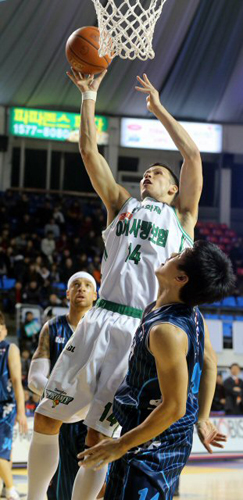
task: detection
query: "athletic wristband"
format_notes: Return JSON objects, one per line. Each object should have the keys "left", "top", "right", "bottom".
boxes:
{"left": 82, "top": 91, "right": 97, "bottom": 102}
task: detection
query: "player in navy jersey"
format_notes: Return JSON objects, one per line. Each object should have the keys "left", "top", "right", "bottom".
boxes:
{"left": 28, "top": 272, "right": 97, "bottom": 500}
{"left": 0, "top": 312, "right": 28, "bottom": 500}
{"left": 78, "top": 241, "right": 235, "bottom": 500}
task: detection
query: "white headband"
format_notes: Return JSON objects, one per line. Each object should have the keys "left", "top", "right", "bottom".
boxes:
{"left": 67, "top": 272, "right": 97, "bottom": 291}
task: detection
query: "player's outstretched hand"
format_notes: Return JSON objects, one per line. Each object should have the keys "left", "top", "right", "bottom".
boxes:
{"left": 16, "top": 411, "right": 28, "bottom": 435}
{"left": 77, "top": 438, "right": 127, "bottom": 470}
{"left": 135, "top": 74, "right": 161, "bottom": 114}
{"left": 66, "top": 68, "right": 107, "bottom": 94}
{"left": 196, "top": 419, "right": 227, "bottom": 454}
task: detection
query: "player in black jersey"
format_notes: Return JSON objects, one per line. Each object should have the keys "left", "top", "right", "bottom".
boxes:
{"left": 78, "top": 241, "right": 235, "bottom": 500}
{"left": 28, "top": 272, "right": 97, "bottom": 500}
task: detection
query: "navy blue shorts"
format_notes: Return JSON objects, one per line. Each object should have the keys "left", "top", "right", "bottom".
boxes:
{"left": 0, "top": 402, "right": 17, "bottom": 461}
{"left": 47, "top": 420, "right": 87, "bottom": 500}
{"left": 105, "top": 428, "right": 193, "bottom": 500}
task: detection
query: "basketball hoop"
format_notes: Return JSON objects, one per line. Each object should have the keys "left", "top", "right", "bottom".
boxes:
{"left": 91, "top": 0, "right": 167, "bottom": 60}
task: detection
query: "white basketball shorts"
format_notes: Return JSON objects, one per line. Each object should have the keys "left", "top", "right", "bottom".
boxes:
{"left": 36, "top": 304, "right": 141, "bottom": 437}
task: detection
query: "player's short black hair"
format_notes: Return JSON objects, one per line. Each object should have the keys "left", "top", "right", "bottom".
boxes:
{"left": 148, "top": 162, "right": 179, "bottom": 188}
{"left": 230, "top": 363, "right": 241, "bottom": 369}
{"left": 178, "top": 240, "right": 235, "bottom": 307}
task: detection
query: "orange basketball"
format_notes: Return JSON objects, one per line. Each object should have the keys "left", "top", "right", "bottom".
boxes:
{"left": 65, "top": 26, "right": 111, "bottom": 75}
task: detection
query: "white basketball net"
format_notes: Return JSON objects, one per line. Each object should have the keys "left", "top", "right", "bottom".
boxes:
{"left": 91, "top": 0, "right": 167, "bottom": 60}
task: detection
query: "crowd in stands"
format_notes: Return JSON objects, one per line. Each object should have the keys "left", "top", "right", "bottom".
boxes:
{"left": 0, "top": 190, "right": 105, "bottom": 314}
{"left": 1, "top": 189, "right": 243, "bottom": 415}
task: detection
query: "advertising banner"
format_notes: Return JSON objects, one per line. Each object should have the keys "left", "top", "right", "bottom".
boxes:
{"left": 9, "top": 108, "right": 109, "bottom": 145}
{"left": 12, "top": 416, "right": 243, "bottom": 465}
{"left": 121, "top": 118, "right": 222, "bottom": 153}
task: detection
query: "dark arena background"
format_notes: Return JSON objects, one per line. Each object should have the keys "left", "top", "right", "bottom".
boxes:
{"left": 0, "top": 0, "right": 243, "bottom": 499}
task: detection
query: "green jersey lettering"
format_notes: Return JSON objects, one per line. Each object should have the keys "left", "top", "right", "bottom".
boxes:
{"left": 116, "top": 220, "right": 130, "bottom": 237}
{"left": 116, "top": 221, "right": 123, "bottom": 236}
{"left": 99, "top": 402, "right": 118, "bottom": 427}
{"left": 99, "top": 402, "right": 112, "bottom": 422}
{"left": 149, "top": 223, "right": 159, "bottom": 244}
{"left": 153, "top": 205, "right": 161, "bottom": 215}
{"left": 123, "top": 221, "right": 130, "bottom": 236}
{"left": 129, "top": 218, "right": 142, "bottom": 237}
{"left": 116, "top": 216, "right": 169, "bottom": 248}
{"left": 156, "top": 229, "right": 169, "bottom": 247}
{"left": 145, "top": 204, "right": 153, "bottom": 212}
{"left": 140, "top": 221, "right": 152, "bottom": 240}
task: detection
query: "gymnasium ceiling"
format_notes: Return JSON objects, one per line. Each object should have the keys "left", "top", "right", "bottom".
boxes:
{"left": 1, "top": 0, "right": 243, "bottom": 123}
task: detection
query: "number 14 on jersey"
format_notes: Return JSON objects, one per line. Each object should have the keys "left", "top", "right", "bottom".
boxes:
{"left": 125, "top": 244, "right": 141, "bottom": 265}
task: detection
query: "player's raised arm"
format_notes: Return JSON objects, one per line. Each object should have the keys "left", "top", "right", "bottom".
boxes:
{"left": 135, "top": 74, "right": 203, "bottom": 233}
{"left": 67, "top": 69, "right": 130, "bottom": 222}
{"left": 196, "top": 320, "right": 227, "bottom": 453}
{"left": 28, "top": 323, "right": 51, "bottom": 396}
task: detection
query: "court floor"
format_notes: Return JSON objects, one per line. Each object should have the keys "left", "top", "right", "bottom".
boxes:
{"left": 3, "top": 460, "right": 243, "bottom": 500}
{"left": 180, "top": 460, "right": 243, "bottom": 500}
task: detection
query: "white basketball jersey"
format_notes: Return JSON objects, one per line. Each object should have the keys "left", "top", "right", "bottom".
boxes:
{"left": 100, "top": 197, "right": 193, "bottom": 310}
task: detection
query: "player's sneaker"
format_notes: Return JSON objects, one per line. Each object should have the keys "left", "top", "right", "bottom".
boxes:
{"left": 5, "top": 487, "right": 20, "bottom": 500}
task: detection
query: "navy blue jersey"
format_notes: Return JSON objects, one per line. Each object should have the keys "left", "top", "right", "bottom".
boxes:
{"left": 0, "top": 341, "right": 15, "bottom": 404}
{"left": 113, "top": 302, "right": 205, "bottom": 435}
{"left": 48, "top": 315, "right": 74, "bottom": 371}
{"left": 0, "top": 401, "right": 17, "bottom": 461}
{"left": 105, "top": 303, "right": 205, "bottom": 500}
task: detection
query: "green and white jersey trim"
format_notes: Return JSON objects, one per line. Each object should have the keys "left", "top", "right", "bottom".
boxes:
{"left": 172, "top": 207, "right": 194, "bottom": 249}
{"left": 102, "top": 197, "right": 132, "bottom": 261}
{"left": 96, "top": 298, "right": 143, "bottom": 319}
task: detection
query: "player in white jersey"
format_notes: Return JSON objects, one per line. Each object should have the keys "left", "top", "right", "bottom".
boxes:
{"left": 27, "top": 72, "right": 203, "bottom": 500}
